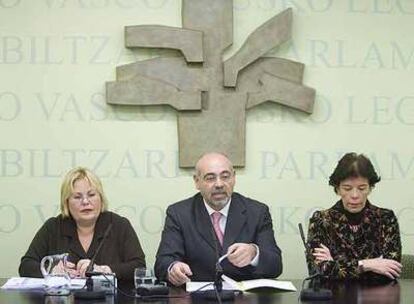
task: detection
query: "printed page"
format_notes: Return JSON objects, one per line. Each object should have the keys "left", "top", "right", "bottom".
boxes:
{"left": 222, "top": 275, "right": 296, "bottom": 292}
{"left": 241, "top": 279, "right": 297, "bottom": 291}
{"left": 186, "top": 280, "right": 239, "bottom": 292}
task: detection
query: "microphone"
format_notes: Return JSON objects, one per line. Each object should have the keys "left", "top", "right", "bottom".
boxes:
{"left": 74, "top": 223, "right": 113, "bottom": 300}
{"left": 298, "top": 223, "right": 332, "bottom": 301}
{"left": 192, "top": 224, "right": 236, "bottom": 302}
{"left": 215, "top": 259, "right": 224, "bottom": 293}
{"left": 85, "top": 223, "right": 113, "bottom": 277}
{"left": 298, "top": 223, "right": 313, "bottom": 262}
{"left": 211, "top": 223, "right": 237, "bottom": 301}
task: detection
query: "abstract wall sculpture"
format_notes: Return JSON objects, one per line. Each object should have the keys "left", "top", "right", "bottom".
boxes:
{"left": 106, "top": 0, "right": 316, "bottom": 168}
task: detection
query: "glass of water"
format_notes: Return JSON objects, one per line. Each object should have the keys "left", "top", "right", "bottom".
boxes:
{"left": 134, "top": 267, "right": 156, "bottom": 289}
{"left": 40, "top": 253, "right": 71, "bottom": 296}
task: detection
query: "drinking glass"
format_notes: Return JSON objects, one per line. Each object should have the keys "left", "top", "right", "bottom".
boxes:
{"left": 134, "top": 267, "right": 156, "bottom": 289}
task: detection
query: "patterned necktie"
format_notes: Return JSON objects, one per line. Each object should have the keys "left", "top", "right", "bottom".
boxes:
{"left": 211, "top": 212, "right": 224, "bottom": 246}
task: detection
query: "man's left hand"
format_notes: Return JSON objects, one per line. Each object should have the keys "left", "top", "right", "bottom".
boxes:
{"left": 227, "top": 243, "right": 257, "bottom": 268}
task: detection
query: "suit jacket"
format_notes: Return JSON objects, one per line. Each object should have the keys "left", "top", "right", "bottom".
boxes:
{"left": 307, "top": 201, "right": 401, "bottom": 281}
{"left": 155, "top": 192, "right": 282, "bottom": 282}
{"left": 19, "top": 211, "right": 145, "bottom": 281}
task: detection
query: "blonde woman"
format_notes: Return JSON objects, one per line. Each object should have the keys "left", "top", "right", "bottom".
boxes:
{"left": 19, "top": 167, "right": 145, "bottom": 281}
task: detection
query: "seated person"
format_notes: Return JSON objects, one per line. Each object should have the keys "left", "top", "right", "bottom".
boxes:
{"left": 155, "top": 152, "right": 282, "bottom": 286}
{"left": 19, "top": 167, "right": 145, "bottom": 281}
{"left": 307, "top": 152, "right": 402, "bottom": 281}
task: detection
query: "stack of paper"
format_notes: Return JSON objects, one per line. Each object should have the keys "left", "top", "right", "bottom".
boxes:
{"left": 1, "top": 277, "right": 86, "bottom": 290}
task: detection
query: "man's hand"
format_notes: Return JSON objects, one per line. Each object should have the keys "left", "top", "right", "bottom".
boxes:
{"left": 168, "top": 262, "right": 193, "bottom": 286}
{"left": 361, "top": 258, "right": 402, "bottom": 279}
{"left": 227, "top": 243, "right": 257, "bottom": 268}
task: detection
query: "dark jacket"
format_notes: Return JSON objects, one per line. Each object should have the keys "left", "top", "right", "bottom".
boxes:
{"left": 19, "top": 211, "right": 145, "bottom": 281}
{"left": 155, "top": 192, "right": 282, "bottom": 282}
{"left": 307, "top": 201, "right": 401, "bottom": 280}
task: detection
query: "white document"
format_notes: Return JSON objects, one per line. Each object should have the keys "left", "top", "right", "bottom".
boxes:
{"left": 1, "top": 277, "right": 45, "bottom": 290}
{"left": 222, "top": 275, "right": 297, "bottom": 292}
{"left": 1, "top": 277, "right": 86, "bottom": 290}
{"left": 186, "top": 275, "right": 296, "bottom": 293}
{"left": 186, "top": 280, "right": 236, "bottom": 292}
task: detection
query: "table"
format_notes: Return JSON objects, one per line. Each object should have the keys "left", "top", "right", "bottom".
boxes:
{"left": 1, "top": 278, "right": 413, "bottom": 303}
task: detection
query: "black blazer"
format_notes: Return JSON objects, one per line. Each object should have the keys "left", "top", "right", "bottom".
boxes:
{"left": 19, "top": 211, "right": 145, "bottom": 281}
{"left": 155, "top": 192, "right": 282, "bottom": 282}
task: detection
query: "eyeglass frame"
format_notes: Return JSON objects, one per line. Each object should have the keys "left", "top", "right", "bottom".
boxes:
{"left": 201, "top": 170, "right": 235, "bottom": 184}
{"left": 68, "top": 191, "right": 100, "bottom": 203}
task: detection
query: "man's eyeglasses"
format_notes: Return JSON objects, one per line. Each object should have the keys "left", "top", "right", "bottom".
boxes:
{"left": 202, "top": 172, "right": 234, "bottom": 183}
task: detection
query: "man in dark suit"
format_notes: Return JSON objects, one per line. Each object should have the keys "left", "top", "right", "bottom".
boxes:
{"left": 155, "top": 152, "right": 282, "bottom": 286}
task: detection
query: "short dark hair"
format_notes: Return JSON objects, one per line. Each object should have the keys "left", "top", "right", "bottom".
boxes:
{"left": 329, "top": 153, "right": 381, "bottom": 192}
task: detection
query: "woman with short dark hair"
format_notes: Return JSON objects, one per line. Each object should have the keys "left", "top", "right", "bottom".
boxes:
{"left": 307, "top": 152, "right": 402, "bottom": 280}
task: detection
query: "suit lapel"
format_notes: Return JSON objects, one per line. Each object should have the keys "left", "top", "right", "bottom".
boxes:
{"left": 193, "top": 194, "right": 217, "bottom": 251}
{"left": 223, "top": 194, "right": 247, "bottom": 251}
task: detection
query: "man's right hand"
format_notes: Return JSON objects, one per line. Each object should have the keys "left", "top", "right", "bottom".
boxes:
{"left": 168, "top": 262, "right": 193, "bottom": 286}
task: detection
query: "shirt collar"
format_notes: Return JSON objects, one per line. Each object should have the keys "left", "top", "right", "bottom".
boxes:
{"left": 203, "top": 197, "right": 231, "bottom": 217}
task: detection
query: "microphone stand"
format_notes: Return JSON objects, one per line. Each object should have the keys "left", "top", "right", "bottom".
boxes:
{"left": 196, "top": 226, "right": 236, "bottom": 301}
{"left": 73, "top": 223, "right": 113, "bottom": 300}
{"left": 213, "top": 262, "right": 224, "bottom": 304}
{"left": 214, "top": 262, "right": 223, "bottom": 293}
{"left": 213, "top": 260, "right": 235, "bottom": 301}
{"left": 298, "top": 223, "right": 332, "bottom": 301}
{"left": 211, "top": 222, "right": 239, "bottom": 302}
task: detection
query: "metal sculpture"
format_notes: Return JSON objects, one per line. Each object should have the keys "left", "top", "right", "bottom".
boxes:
{"left": 106, "top": 0, "right": 315, "bottom": 167}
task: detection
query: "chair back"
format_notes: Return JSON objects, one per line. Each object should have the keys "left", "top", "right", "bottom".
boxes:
{"left": 401, "top": 254, "right": 414, "bottom": 279}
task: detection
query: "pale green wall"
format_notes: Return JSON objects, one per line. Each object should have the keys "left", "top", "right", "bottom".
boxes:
{"left": 1, "top": 0, "right": 413, "bottom": 280}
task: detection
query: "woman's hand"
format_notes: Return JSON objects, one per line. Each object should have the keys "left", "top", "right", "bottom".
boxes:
{"left": 65, "top": 261, "right": 80, "bottom": 278}
{"left": 76, "top": 259, "right": 92, "bottom": 277}
{"left": 312, "top": 244, "right": 333, "bottom": 263}
{"left": 94, "top": 265, "right": 112, "bottom": 274}
{"left": 51, "top": 261, "right": 79, "bottom": 278}
{"left": 76, "top": 259, "right": 112, "bottom": 277}
{"left": 51, "top": 260, "right": 66, "bottom": 275}
{"left": 360, "top": 258, "right": 402, "bottom": 279}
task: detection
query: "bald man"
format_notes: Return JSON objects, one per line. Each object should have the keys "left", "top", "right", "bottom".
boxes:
{"left": 155, "top": 152, "right": 282, "bottom": 286}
